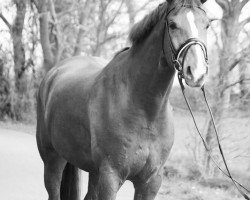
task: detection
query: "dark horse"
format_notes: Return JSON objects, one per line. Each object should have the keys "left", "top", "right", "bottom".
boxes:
{"left": 36, "top": 0, "right": 209, "bottom": 199}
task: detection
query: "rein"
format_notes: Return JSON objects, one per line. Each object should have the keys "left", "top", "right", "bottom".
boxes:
{"left": 178, "top": 75, "right": 250, "bottom": 200}
{"left": 163, "top": 5, "right": 250, "bottom": 200}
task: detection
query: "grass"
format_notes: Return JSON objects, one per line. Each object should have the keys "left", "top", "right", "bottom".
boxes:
{"left": 164, "top": 110, "right": 250, "bottom": 200}
{"left": 158, "top": 177, "right": 246, "bottom": 200}
{"left": 159, "top": 161, "right": 250, "bottom": 200}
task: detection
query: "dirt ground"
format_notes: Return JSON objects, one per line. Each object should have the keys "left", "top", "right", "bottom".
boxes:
{"left": 0, "top": 111, "right": 249, "bottom": 200}
{"left": 0, "top": 127, "right": 139, "bottom": 200}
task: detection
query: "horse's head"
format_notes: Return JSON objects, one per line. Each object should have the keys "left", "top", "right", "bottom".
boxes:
{"left": 164, "top": 0, "right": 209, "bottom": 87}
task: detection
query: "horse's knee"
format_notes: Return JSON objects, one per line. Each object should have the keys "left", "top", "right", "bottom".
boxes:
{"left": 147, "top": 174, "right": 162, "bottom": 196}
{"left": 97, "top": 163, "right": 123, "bottom": 200}
{"left": 133, "top": 174, "right": 162, "bottom": 200}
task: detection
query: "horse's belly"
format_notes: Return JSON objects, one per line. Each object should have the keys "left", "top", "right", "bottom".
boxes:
{"left": 51, "top": 120, "right": 94, "bottom": 171}
{"left": 47, "top": 93, "right": 95, "bottom": 171}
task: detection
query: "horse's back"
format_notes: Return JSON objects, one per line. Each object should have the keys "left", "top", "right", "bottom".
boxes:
{"left": 39, "top": 56, "right": 104, "bottom": 105}
{"left": 36, "top": 56, "right": 106, "bottom": 169}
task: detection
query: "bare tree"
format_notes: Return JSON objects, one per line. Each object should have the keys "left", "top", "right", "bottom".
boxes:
{"left": 33, "top": 0, "right": 127, "bottom": 67}
{"left": 203, "top": 0, "right": 250, "bottom": 176}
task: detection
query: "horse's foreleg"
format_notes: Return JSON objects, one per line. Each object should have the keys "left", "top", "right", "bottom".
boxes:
{"left": 44, "top": 151, "right": 67, "bottom": 200}
{"left": 96, "top": 162, "right": 123, "bottom": 200}
{"left": 133, "top": 173, "right": 162, "bottom": 200}
{"left": 84, "top": 172, "right": 99, "bottom": 200}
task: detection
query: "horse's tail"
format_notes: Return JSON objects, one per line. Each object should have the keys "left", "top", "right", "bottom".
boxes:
{"left": 60, "top": 163, "right": 81, "bottom": 200}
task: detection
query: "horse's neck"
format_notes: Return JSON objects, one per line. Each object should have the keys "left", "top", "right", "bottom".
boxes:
{"left": 128, "top": 22, "right": 175, "bottom": 121}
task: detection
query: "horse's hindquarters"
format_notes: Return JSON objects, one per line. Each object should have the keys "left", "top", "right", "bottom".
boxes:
{"left": 36, "top": 56, "right": 104, "bottom": 171}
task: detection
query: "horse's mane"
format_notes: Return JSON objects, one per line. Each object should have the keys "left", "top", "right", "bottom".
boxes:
{"left": 129, "top": 0, "right": 202, "bottom": 45}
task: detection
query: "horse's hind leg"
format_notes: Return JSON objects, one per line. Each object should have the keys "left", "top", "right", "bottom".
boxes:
{"left": 133, "top": 173, "right": 162, "bottom": 200}
{"left": 43, "top": 150, "right": 67, "bottom": 200}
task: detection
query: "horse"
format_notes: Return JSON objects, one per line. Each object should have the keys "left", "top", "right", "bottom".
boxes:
{"left": 36, "top": 0, "right": 209, "bottom": 199}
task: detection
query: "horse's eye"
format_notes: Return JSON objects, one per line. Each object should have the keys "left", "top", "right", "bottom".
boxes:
{"left": 169, "top": 22, "right": 177, "bottom": 30}
{"left": 206, "top": 23, "right": 210, "bottom": 29}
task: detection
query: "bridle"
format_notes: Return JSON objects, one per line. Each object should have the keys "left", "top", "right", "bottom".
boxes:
{"left": 162, "top": 5, "right": 250, "bottom": 200}
{"left": 162, "top": 6, "right": 208, "bottom": 76}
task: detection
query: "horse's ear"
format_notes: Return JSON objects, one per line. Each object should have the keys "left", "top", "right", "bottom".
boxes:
{"left": 200, "top": 0, "right": 207, "bottom": 4}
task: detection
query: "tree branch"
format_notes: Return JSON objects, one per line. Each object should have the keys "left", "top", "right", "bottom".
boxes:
{"left": 239, "top": 0, "right": 249, "bottom": 10}
{"left": 240, "top": 16, "right": 250, "bottom": 28}
{"left": 106, "top": 0, "right": 125, "bottom": 29}
{"left": 56, "top": 0, "right": 81, "bottom": 19}
{"left": 135, "top": 0, "right": 152, "bottom": 13}
{"left": 31, "top": 0, "right": 39, "bottom": 9}
{"left": 0, "top": 13, "right": 12, "bottom": 30}
{"left": 215, "top": 0, "right": 229, "bottom": 11}
{"left": 48, "top": 0, "right": 62, "bottom": 63}
{"left": 229, "top": 45, "right": 250, "bottom": 71}
{"left": 229, "top": 59, "right": 241, "bottom": 71}
{"left": 99, "top": 34, "right": 120, "bottom": 47}
{"left": 223, "top": 78, "right": 250, "bottom": 92}
{"left": 210, "top": 24, "right": 222, "bottom": 51}
{"left": 73, "top": 0, "right": 92, "bottom": 55}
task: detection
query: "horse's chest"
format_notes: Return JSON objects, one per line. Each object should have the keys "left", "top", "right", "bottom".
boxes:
{"left": 89, "top": 93, "right": 174, "bottom": 177}
{"left": 115, "top": 120, "right": 174, "bottom": 177}
{"left": 132, "top": 124, "right": 173, "bottom": 158}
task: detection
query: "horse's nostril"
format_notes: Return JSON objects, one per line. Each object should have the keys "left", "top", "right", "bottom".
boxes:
{"left": 187, "top": 66, "right": 192, "bottom": 77}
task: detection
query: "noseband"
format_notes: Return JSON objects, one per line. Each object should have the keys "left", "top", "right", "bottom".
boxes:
{"left": 162, "top": 6, "right": 208, "bottom": 76}
{"left": 172, "top": 38, "right": 208, "bottom": 73}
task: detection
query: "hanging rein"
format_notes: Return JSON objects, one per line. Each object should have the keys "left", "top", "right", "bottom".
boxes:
{"left": 163, "top": 5, "right": 250, "bottom": 200}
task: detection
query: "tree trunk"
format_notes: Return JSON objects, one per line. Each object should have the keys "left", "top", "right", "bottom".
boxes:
{"left": 38, "top": 0, "right": 55, "bottom": 71}
{"left": 0, "top": 59, "right": 3, "bottom": 76}
{"left": 239, "top": 63, "right": 249, "bottom": 103}
{"left": 36, "top": 0, "right": 62, "bottom": 72}
{"left": 202, "top": 0, "right": 245, "bottom": 176}
{"left": 74, "top": 0, "right": 93, "bottom": 56}
{"left": 0, "top": 59, "right": 10, "bottom": 119}
{"left": 12, "top": 0, "right": 27, "bottom": 94}
{"left": 125, "top": 0, "right": 136, "bottom": 29}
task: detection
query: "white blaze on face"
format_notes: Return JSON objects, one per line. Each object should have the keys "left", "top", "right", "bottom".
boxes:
{"left": 186, "top": 11, "right": 206, "bottom": 81}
